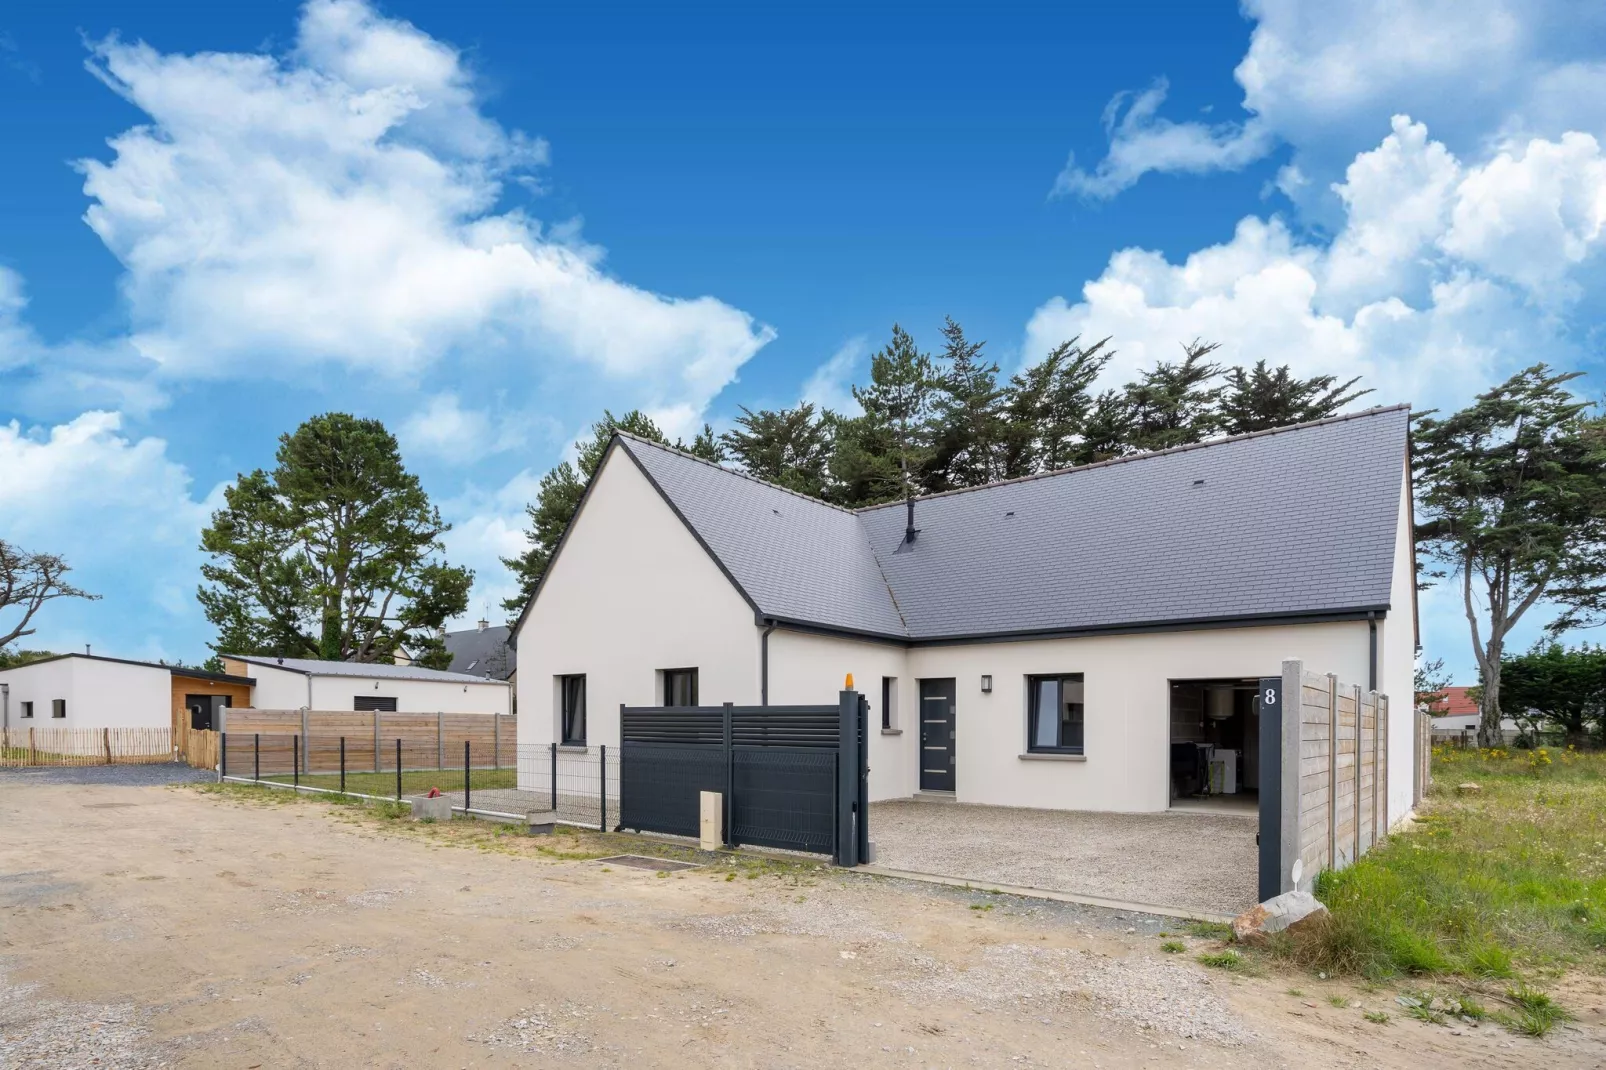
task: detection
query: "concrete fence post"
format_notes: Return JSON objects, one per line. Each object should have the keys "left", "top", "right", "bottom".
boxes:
{"left": 1375, "top": 692, "right": 1386, "bottom": 840}
{"left": 300, "top": 707, "right": 309, "bottom": 775}
{"left": 1353, "top": 684, "right": 1364, "bottom": 863}
{"left": 373, "top": 711, "right": 381, "bottom": 774}
{"left": 437, "top": 711, "right": 444, "bottom": 770}
{"left": 1326, "top": 672, "right": 1338, "bottom": 872}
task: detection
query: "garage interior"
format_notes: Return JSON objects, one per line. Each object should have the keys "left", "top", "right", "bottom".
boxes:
{"left": 1168, "top": 678, "right": 1259, "bottom": 814}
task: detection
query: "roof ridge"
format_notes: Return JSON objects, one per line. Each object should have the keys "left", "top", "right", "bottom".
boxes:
{"left": 855, "top": 403, "right": 1412, "bottom": 512}
{"left": 614, "top": 432, "right": 861, "bottom": 514}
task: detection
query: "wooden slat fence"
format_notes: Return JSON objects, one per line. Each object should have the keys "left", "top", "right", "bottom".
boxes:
{"left": 220, "top": 710, "right": 515, "bottom": 774}
{"left": 1282, "top": 660, "right": 1391, "bottom": 885}
{"left": 1, "top": 726, "right": 176, "bottom": 767}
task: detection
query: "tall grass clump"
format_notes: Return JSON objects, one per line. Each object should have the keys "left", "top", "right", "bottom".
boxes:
{"left": 1272, "top": 746, "right": 1606, "bottom": 982}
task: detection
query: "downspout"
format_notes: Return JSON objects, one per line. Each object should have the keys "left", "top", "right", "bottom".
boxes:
{"left": 760, "top": 620, "right": 777, "bottom": 706}
{"left": 1367, "top": 612, "right": 1378, "bottom": 692}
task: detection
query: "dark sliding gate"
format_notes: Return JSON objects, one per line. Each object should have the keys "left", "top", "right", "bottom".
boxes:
{"left": 619, "top": 689, "right": 870, "bottom": 864}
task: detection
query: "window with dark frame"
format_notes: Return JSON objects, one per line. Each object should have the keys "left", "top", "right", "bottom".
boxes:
{"left": 663, "top": 668, "right": 698, "bottom": 707}
{"left": 560, "top": 674, "right": 586, "bottom": 745}
{"left": 1027, "top": 674, "right": 1085, "bottom": 754}
{"left": 51, "top": 698, "right": 66, "bottom": 719}
{"left": 353, "top": 695, "right": 398, "bottom": 712}
{"left": 19, "top": 701, "right": 32, "bottom": 719}
{"left": 881, "top": 676, "right": 894, "bottom": 730}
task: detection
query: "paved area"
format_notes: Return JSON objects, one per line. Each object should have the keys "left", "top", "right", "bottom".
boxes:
{"left": 0, "top": 763, "right": 214, "bottom": 787}
{"left": 870, "top": 799, "right": 1258, "bottom": 915}
{"left": 6, "top": 781, "right": 1593, "bottom": 1069}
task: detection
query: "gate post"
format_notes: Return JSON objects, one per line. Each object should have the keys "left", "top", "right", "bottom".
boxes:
{"left": 722, "top": 702, "right": 734, "bottom": 847}
{"left": 856, "top": 694, "right": 870, "bottom": 864}
{"left": 835, "top": 689, "right": 860, "bottom": 867}
{"left": 1258, "top": 660, "right": 1303, "bottom": 901}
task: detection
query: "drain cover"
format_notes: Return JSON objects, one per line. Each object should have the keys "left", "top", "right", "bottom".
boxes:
{"left": 595, "top": 855, "right": 700, "bottom": 872}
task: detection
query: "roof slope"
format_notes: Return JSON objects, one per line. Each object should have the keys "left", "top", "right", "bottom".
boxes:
{"left": 230, "top": 654, "right": 508, "bottom": 685}
{"left": 605, "top": 406, "right": 1408, "bottom": 643}
{"left": 443, "top": 625, "right": 516, "bottom": 679}
{"left": 860, "top": 405, "right": 1410, "bottom": 639}
{"left": 621, "top": 437, "right": 907, "bottom": 637}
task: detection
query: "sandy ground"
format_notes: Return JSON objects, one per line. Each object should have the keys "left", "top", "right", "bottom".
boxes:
{"left": 2, "top": 782, "right": 1603, "bottom": 1070}
{"left": 871, "top": 800, "right": 1259, "bottom": 915}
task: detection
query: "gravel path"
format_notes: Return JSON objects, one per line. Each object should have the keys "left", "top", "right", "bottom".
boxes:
{"left": 0, "top": 764, "right": 214, "bottom": 787}
{"left": 870, "top": 800, "right": 1257, "bottom": 915}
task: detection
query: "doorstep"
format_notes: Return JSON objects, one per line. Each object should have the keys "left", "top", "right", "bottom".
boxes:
{"left": 911, "top": 791, "right": 957, "bottom": 804}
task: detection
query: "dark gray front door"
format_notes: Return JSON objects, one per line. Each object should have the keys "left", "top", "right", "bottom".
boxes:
{"left": 919, "top": 679, "right": 956, "bottom": 792}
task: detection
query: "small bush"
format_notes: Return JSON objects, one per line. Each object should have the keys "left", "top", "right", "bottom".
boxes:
{"left": 1497, "top": 985, "right": 1572, "bottom": 1038}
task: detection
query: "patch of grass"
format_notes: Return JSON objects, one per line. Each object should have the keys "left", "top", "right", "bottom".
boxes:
{"left": 1285, "top": 987, "right": 1305, "bottom": 997}
{"left": 1271, "top": 747, "right": 1606, "bottom": 982}
{"left": 1197, "top": 949, "right": 1251, "bottom": 973}
{"left": 1160, "top": 940, "right": 1185, "bottom": 954}
{"left": 968, "top": 903, "right": 995, "bottom": 912}
{"left": 1495, "top": 984, "right": 1573, "bottom": 1037}
{"left": 1326, "top": 994, "right": 1349, "bottom": 1008}
{"left": 1363, "top": 1010, "right": 1390, "bottom": 1024}
{"left": 1184, "top": 919, "right": 1233, "bottom": 940}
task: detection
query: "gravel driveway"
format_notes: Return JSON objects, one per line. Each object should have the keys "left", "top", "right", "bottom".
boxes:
{"left": 870, "top": 800, "right": 1257, "bottom": 915}
{"left": 0, "top": 764, "right": 215, "bottom": 787}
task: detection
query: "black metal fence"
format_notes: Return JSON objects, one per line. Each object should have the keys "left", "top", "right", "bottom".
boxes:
{"left": 618, "top": 690, "right": 869, "bottom": 864}
{"left": 219, "top": 733, "right": 614, "bottom": 830}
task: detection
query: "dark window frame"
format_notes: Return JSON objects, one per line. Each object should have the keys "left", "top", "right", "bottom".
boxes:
{"left": 881, "top": 676, "right": 895, "bottom": 730}
{"left": 354, "top": 695, "right": 398, "bottom": 713}
{"left": 51, "top": 698, "right": 66, "bottom": 719}
{"left": 662, "top": 668, "right": 699, "bottom": 707}
{"left": 559, "top": 674, "right": 586, "bottom": 745}
{"left": 1026, "top": 673, "right": 1086, "bottom": 755}
{"left": 19, "top": 700, "right": 33, "bottom": 719}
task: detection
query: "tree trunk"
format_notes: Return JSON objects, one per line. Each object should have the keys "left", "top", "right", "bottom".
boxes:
{"left": 1478, "top": 660, "right": 1503, "bottom": 749}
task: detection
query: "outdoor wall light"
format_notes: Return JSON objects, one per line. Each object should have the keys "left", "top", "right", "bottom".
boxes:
{"left": 981, "top": 675, "right": 993, "bottom": 693}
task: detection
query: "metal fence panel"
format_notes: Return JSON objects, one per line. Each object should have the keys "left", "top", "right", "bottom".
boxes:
{"left": 618, "top": 741, "right": 724, "bottom": 838}
{"left": 731, "top": 746, "right": 836, "bottom": 853}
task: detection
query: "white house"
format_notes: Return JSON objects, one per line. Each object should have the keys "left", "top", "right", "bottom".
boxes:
{"left": 513, "top": 406, "right": 1418, "bottom": 822}
{"left": 222, "top": 655, "right": 511, "bottom": 716}
{"left": 0, "top": 653, "right": 256, "bottom": 737}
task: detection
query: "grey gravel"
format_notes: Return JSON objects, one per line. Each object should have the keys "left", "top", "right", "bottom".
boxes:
{"left": 0, "top": 764, "right": 213, "bottom": 787}
{"left": 870, "top": 800, "right": 1257, "bottom": 915}
{"left": 0, "top": 969, "right": 165, "bottom": 1070}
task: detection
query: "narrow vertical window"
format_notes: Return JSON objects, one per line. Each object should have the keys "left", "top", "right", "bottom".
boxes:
{"left": 881, "top": 676, "right": 896, "bottom": 730}
{"left": 51, "top": 698, "right": 66, "bottom": 719}
{"left": 662, "top": 668, "right": 698, "bottom": 707}
{"left": 559, "top": 675, "right": 586, "bottom": 745}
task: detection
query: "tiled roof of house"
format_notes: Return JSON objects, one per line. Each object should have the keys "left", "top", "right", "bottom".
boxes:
{"left": 611, "top": 404, "right": 1410, "bottom": 642}
{"left": 443, "top": 625, "right": 516, "bottom": 680}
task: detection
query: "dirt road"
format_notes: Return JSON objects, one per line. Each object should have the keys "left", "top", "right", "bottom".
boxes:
{"left": 1, "top": 782, "right": 1600, "bottom": 1069}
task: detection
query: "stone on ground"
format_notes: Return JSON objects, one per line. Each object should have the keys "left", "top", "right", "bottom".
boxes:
{"left": 1231, "top": 890, "right": 1329, "bottom": 946}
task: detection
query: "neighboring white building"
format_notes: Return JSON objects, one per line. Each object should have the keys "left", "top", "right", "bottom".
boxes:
{"left": 0, "top": 653, "right": 256, "bottom": 736}
{"left": 222, "top": 655, "right": 511, "bottom": 715}
{"left": 512, "top": 406, "right": 1420, "bottom": 822}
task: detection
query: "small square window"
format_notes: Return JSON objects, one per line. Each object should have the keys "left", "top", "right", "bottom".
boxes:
{"left": 559, "top": 675, "right": 586, "bottom": 745}
{"left": 19, "top": 701, "right": 33, "bottom": 719}
{"left": 51, "top": 698, "right": 66, "bottom": 719}
{"left": 662, "top": 668, "right": 698, "bottom": 707}
{"left": 1027, "top": 674, "right": 1084, "bottom": 754}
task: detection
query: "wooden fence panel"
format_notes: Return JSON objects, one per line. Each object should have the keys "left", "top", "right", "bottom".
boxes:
{"left": 216, "top": 710, "right": 516, "bottom": 776}
{"left": 1, "top": 727, "right": 175, "bottom": 767}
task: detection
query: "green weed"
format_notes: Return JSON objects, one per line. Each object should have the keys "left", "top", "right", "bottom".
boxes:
{"left": 1160, "top": 940, "right": 1185, "bottom": 954}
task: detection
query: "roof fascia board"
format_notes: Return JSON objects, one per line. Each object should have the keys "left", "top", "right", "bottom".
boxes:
{"left": 763, "top": 606, "right": 1391, "bottom": 648}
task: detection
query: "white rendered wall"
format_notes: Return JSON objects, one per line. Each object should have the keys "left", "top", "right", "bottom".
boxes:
{"left": 0, "top": 656, "right": 169, "bottom": 731}
{"left": 307, "top": 675, "right": 508, "bottom": 714}
{"left": 1379, "top": 460, "right": 1419, "bottom": 825}
{"left": 903, "top": 621, "right": 1372, "bottom": 812}
{"left": 515, "top": 445, "right": 759, "bottom": 766}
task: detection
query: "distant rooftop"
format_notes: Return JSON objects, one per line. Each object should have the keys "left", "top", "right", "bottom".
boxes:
{"left": 442, "top": 623, "right": 515, "bottom": 680}
{"left": 228, "top": 654, "right": 508, "bottom": 685}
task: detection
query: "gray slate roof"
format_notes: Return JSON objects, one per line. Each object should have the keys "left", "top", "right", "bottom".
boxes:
{"left": 614, "top": 404, "right": 1410, "bottom": 642}
{"left": 443, "top": 625, "right": 516, "bottom": 680}
{"left": 230, "top": 654, "right": 509, "bottom": 685}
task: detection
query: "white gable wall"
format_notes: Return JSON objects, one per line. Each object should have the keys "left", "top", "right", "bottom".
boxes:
{"left": 0, "top": 656, "right": 170, "bottom": 730}
{"left": 307, "top": 675, "right": 508, "bottom": 714}
{"left": 516, "top": 446, "right": 759, "bottom": 753}
{"left": 1380, "top": 460, "right": 1419, "bottom": 823}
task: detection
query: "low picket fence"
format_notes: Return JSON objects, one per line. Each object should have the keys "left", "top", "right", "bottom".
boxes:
{"left": 0, "top": 726, "right": 176, "bottom": 767}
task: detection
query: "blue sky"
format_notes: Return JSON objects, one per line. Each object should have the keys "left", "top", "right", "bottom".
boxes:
{"left": 2, "top": 0, "right": 1605, "bottom": 680}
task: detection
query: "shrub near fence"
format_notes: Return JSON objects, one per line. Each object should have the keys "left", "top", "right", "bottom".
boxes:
{"left": 0, "top": 726, "right": 175, "bottom": 767}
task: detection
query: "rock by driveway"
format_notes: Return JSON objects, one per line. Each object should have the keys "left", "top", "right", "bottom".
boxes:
{"left": 870, "top": 799, "right": 1258, "bottom": 915}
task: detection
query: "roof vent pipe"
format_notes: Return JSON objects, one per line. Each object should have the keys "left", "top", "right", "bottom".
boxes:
{"left": 904, "top": 497, "right": 919, "bottom": 546}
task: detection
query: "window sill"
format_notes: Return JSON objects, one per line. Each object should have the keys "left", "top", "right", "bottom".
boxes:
{"left": 880, "top": 728, "right": 903, "bottom": 736}
{"left": 556, "top": 744, "right": 589, "bottom": 753}
{"left": 1018, "top": 752, "right": 1086, "bottom": 762}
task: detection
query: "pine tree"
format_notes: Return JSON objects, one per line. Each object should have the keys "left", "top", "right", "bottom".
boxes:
{"left": 502, "top": 411, "right": 670, "bottom": 614}
{"left": 828, "top": 325, "right": 936, "bottom": 506}
{"left": 926, "top": 318, "right": 1004, "bottom": 492}
{"left": 720, "top": 404, "right": 833, "bottom": 497}
{"left": 1120, "top": 340, "right": 1225, "bottom": 453}
{"left": 1219, "top": 361, "right": 1371, "bottom": 435}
